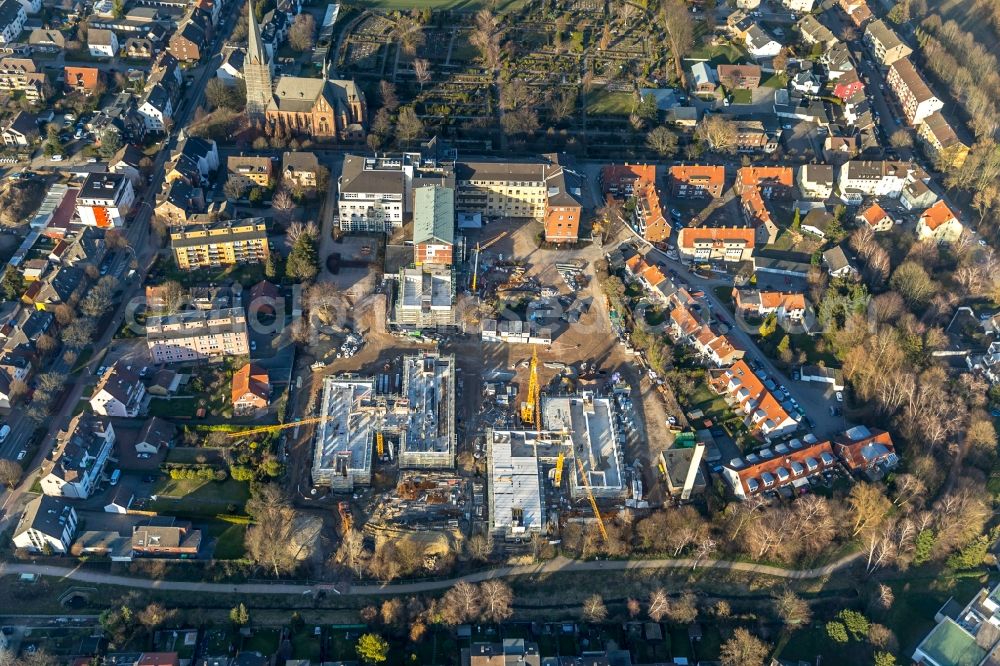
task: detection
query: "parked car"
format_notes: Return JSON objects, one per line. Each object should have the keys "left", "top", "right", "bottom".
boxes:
{"left": 836, "top": 391, "right": 844, "bottom": 402}
{"left": 0, "top": 424, "right": 10, "bottom": 441}
{"left": 16, "top": 449, "right": 26, "bottom": 461}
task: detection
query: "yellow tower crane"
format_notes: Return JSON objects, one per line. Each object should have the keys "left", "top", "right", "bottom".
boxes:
{"left": 553, "top": 452, "right": 564, "bottom": 488}
{"left": 470, "top": 232, "right": 508, "bottom": 291}
{"left": 226, "top": 416, "right": 328, "bottom": 438}
{"left": 376, "top": 431, "right": 385, "bottom": 458}
{"left": 521, "top": 348, "right": 539, "bottom": 427}
{"left": 575, "top": 457, "right": 609, "bottom": 543}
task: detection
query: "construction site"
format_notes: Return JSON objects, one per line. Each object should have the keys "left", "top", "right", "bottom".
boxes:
{"left": 311, "top": 352, "right": 456, "bottom": 491}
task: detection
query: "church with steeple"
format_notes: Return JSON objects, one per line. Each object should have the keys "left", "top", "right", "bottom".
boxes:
{"left": 243, "top": 0, "right": 366, "bottom": 141}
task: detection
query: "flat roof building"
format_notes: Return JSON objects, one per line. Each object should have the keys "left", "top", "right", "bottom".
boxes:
{"left": 312, "top": 377, "right": 377, "bottom": 491}
{"left": 543, "top": 393, "right": 626, "bottom": 499}
{"left": 392, "top": 267, "right": 455, "bottom": 328}
{"left": 398, "top": 353, "right": 456, "bottom": 469}
{"left": 487, "top": 430, "right": 546, "bottom": 536}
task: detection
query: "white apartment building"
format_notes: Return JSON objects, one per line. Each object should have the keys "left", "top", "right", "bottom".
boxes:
{"left": 886, "top": 58, "right": 943, "bottom": 126}
{"left": 0, "top": 0, "right": 27, "bottom": 44}
{"left": 146, "top": 307, "right": 249, "bottom": 363}
{"left": 12, "top": 496, "right": 77, "bottom": 554}
{"left": 76, "top": 172, "right": 135, "bottom": 228}
{"left": 40, "top": 415, "right": 116, "bottom": 499}
{"left": 863, "top": 19, "right": 912, "bottom": 67}
{"left": 838, "top": 160, "right": 913, "bottom": 201}
{"left": 337, "top": 154, "right": 408, "bottom": 232}
{"left": 89, "top": 363, "right": 146, "bottom": 417}
{"left": 782, "top": 0, "right": 815, "bottom": 10}
{"left": 137, "top": 83, "right": 173, "bottom": 132}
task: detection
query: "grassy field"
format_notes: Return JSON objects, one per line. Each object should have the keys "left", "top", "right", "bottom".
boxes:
{"left": 208, "top": 523, "right": 248, "bottom": 560}
{"left": 586, "top": 89, "right": 635, "bottom": 116}
{"left": 731, "top": 89, "right": 752, "bottom": 104}
{"left": 686, "top": 42, "right": 749, "bottom": 65}
{"left": 151, "top": 478, "right": 250, "bottom": 515}
{"left": 148, "top": 397, "right": 199, "bottom": 419}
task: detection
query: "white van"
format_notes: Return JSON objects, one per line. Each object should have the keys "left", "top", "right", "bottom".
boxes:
{"left": 110, "top": 469, "right": 121, "bottom": 485}
{"left": 0, "top": 424, "right": 10, "bottom": 441}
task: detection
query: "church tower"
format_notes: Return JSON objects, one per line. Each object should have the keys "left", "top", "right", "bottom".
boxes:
{"left": 243, "top": 0, "right": 272, "bottom": 121}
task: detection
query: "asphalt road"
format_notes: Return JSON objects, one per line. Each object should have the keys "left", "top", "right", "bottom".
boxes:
{"left": 0, "top": 551, "right": 863, "bottom": 596}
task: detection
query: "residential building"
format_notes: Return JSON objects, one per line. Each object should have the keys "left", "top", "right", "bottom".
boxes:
{"left": 29, "top": 28, "right": 65, "bottom": 49}
{"left": 132, "top": 518, "right": 202, "bottom": 557}
{"left": 124, "top": 37, "right": 154, "bottom": 59}
{"left": 782, "top": 0, "right": 814, "bottom": 10}
{"left": 337, "top": 154, "right": 407, "bottom": 231}
{"left": 735, "top": 166, "right": 794, "bottom": 245}
{"left": 466, "top": 640, "right": 540, "bottom": 666}
{"left": 281, "top": 151, "right": 320, "bottom": 189}
{"left": 912, "top": 582, "right": 1000, "bottom": 666}
{"left": 863, "top": 19, "right": 911, "bottom": 66}
{"left": 22, "top": 265, "right": 85, "bottom": 311}
{"left": 393, "top": 267, "right": 456, "bottom": 328}
{"left": 887, "top": 58, "right": 943, "bottom": 126}
{"left": 244, "top": 0, "right": 365, "bottom": 140}
{"left": 12, "top": 496, "right": 77, "bottom": 554}
{"left": 800, "top": 208, "right": 836, "bottom": 238}
{"left": 668, "top": 165, "right": 725, "bottom": 199}
{"left": 64, "top": 66, "right": 100, "bottom": 96}
{"left": 40, "top": 415, "right": 116, "bottom": 499}
{"left": 170, "top": 218, "right": 270, "bottom": 270}
{"left": 108, "top": 143, "right": 145, "bottom": 186}
{"left": 797, "top": 164, "right": 834, "bottom": 200}
{"left": 841, "top": 0, "right": 872, "bottom": 27}
{"left": 713, "top": 359, "right": 800, "bottom": 443}
{"left": 455, "top": 157, "right": 571, "bottom": 227}
{"left": 541, "top": 160, "right": 583, "bottom": 243}
{"left": 858, "top": 202, "right": 894, "bottom": 231}
{"left": 690, "top": 62, "right": 717, "bottom": 93}
{"left": 731, "top": 120, "right": 777, "bottom": 153}
{"left": 736, "top": 0, "right": 760, "bottom": 7}
{"left": 917, "top": 200, "right": 964, "bottom": 244}
{"left": 717, "top": 64, "right": 762, "bottom": 90}
{"left": 90, "top": 363, "right": 146, "bottom": 417}
{"left": 631, "top": 176, "right": 669, "bottom": 243}
{"left": 412, "top": 185, "right": 454, "bottom": 266}
{"left": 678, "top": 227, "right": 756, "bottom": 263}
{"left": 838, "top": 160, "right": 912, "bottom": 200}
{"left": 722, "top": 438, "right": 835, "bottom": 499}
{"left": 0, "top": 0, "right": 27, "bottom": 43}
{"left": 2, "top": 111, "right": 39, "bottom": 146}
{"left": 823, "top": 245, "right": 859, "bottom": 278}
{"left": 800, "top": 365, "right": 845, "bottom": 390}
{"left": 900, "top": 176, "right": 938, "bottom": 211}
{"left": 232, "top": 362, "right": 270, "bottom": 416}
{"left": 88, "top": 28, "right": 119, "bottom": 57}
{"left": 797, "top": 14, "right": 836, "bottom": 47}
{"left": 732, "top": 289, "right": 807, "bottom": 323}
{"left": 660, "top": 441, "right": 707, "bottom": 499}
{"left": 138, "top": 83, "right": 172, "bottom": 132}
{"left": 600, "top": 163, "right": 656, "bottom": 200}
{"left": 166, "top": 135, "right": 219, "bottom": 185}
{"left": 217, "top": 47, "right": 245, "bottom": 85}
{"left": 156, "top": 181, "right": 206, "bottom": 224}
{"left": 76, "top": 172, "right": 135, "bottom": 228}
{"left": 791, "top": 71, "right": 821, "bottom": 95}
{"left": 745, "top": 24, "right": 782, "bottom": 59}
{"left": 227, "top": 154, "right": 273, "bottom": 189}
{"left": 168, "top": 17, "right": 205, "bottom": 62}
{"left": 136, "top": 416, "right": 175, "bottom": 455}
{"left": 0, "top": 57, "right": 46, "bottom": 101}
{"left": 834, "top": 426, "right": 898, "bottom": 475}
{"left": 832, "top": 69, "right": 864, "bottom": 101}
{"left": 917, "top": 112, "right": 970, "bottom": 170}
{"left": 625, "top": 255, "right": 675, "bottom": 303}
{"left": 146, "top": 307, "right": 250, "bottom": 363}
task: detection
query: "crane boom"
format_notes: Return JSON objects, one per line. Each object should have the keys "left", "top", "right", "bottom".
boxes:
{"left": 575, "top": 457, "right": 609, "bottom": 542}
{"left": 553, "top": 452, "right": 564, "bottom": 488}
{"left": 376, "top": 431, "right": 384, "bottom": 457}
{"left": 226, "top": 416, "right": 328, "bottom": 438}
{"left": 521, "top": 348, "right": 539, "bottom": 426}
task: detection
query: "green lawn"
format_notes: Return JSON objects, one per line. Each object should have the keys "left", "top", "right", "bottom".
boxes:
{"left": 147, "top": 397, "right": 198, "bottom": 419}
{"left": 789, "top": 333, "right": 839, "bottom": 366}
{"left": 209, "top": 523, "right": 247, "bottom": 560}
{"left": 243, "top": 628, "right": 281, "bottom": 655}
{"left": 686, "top": 42, "right": 749, "bottom": 65}
{"left": 731, "top": 89, "right": 752, "bottom": 104}
{"left": 150, "top": 478, "right": 250, "bottom": 515}
{"left": 291, "top": 629, "right": 323, "bottom": 661}
{"left": 762, "top": 72, "right": 788, "bottom": 88}
{"left": 586, "top": 89, "right": 635, "bottom": 116}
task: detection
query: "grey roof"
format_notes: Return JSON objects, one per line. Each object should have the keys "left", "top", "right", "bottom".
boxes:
{"left": 823, "top": 245, "right": 853, "bottom": 272}
{"left": 457, "top": 159, "right": 549, "bottom": 182}
{"left": 111, "top": 143, "right": 144, "bottom": 169}
{"left": 222, "top": 47, "right": 245, "bottom": 71}
{"left": 138, "top": 416, "right": 175, "bottom": 449}
{"left": 269, "top": 76, "right": 326, "bottom": 113}
{"left": 0, "top": 0, "right": 23, "bottom": 26}
{"left": 80, "top": 172, "right": 128, "bottom": 199}
{"left": 801, "top": 163, "right": 834, "bottom": 186}
{"left": 339, "top": 154, "right": 405, "bottom": 194}
{"left": 691, "top": 61, "right": 716, "bottom": 86}
{"left": 143, "top": 82, "right": 169, "bottom": 111}
{"left": 866, "top": 19, "right": 906, "bottom": 50}
{"left": 746, "top": 24, "right": 778, "bottom": 50}
{"left": 15, "top": 495, "right": 74, "bottom": 541}
{"left": 282, "top": 150, "right": 319, "bottom": 173}
{"left": 88, "top": 28, "right": 117, "bottom": 47}
{"left": 5, "top": 111, "right": 38, "bottom": 137}
{"left": 94, "top": 362, "right": 142, "bottom": 406}
{"left": 412, "top": 185, "right": 454, "bottom": 246}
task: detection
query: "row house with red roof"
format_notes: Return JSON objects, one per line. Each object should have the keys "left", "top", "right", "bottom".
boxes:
{"left": 722, "top": 437, "right": 837, "bottom": 499}
{"left": 712, "top": 359, "right": 799, "bottom": 441}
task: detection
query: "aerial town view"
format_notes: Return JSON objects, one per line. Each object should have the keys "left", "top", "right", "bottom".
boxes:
{"left": 0, "top": 0, "right": 998, "bottom": 662}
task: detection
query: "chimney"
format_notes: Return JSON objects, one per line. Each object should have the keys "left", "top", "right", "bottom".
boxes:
{"left": 680, "top": 442, "right": 706, "bottom": 501}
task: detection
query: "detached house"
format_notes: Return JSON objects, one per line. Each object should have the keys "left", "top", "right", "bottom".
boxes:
{"left": 132, "top": 518, "right": 202, "bottom": 557}
{"left": 281, "top": 151, "right": 320, "bottom": 189}
{"left": 858, "top": 202, "right": 893, "bottom": 231}
{"left": 917, "top": 200, "right": 964, "bottom": 244}
{"left": 167, "top": 17, "right": 205, "bottom": 62}
{"left": 232, "top": 363, "right": 270, "bottom": 416}
{"left": 733, "top": 289, "right": 807, "bottom": 323}
{"left": 834, "top": 426, "right": 898, "bottom": 475}
{"left": 13, "top": 496, "right": 77, "bottom": 554}
{"left": 227, "top": 154, "right": 274, "bottom": 189}
{"left": 64, "top": 66, "right": 101, "bottom": 96}
{"left": 717, "top": 64, "right": 761, "bottom": 90}
{"left": 88, "top": 28, "right": 119, "bottom": 58}
{"left": 108, "top": 144, "right": 145, "bottom": 186}
{"left": 90, "top": 363, "right": 146, "bottom": 417}
{"left": 797, "top": 14, "right": 837, "bottom": 48}
{"left": 744, "top": 24, "right": 782, "bottom": 59}
{"left": 2, "top": 111, "right": 39, "bottom": 147}
{"left": 40, "top": 415, "right": 116, "bottom": 499}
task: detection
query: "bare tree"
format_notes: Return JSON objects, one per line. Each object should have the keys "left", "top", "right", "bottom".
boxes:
{"left": 774, "top": 590, "right": 811, "bottom": 628}
{"left": 287, "top": 221, "right": 319, "bottom": 246}
{"left": 272, "top": 187, "right": 296, "bottom": 224}
{"left": 467, "top": 533, "right": 494, "bottom": 561}
{"left": 392, "top": 12, "right": 425, "bottom": 56}
{"left": 661, "top": 0, "right": 693, "bottom": 85}
{"left": 615, "top": 1, "right": 638, "bottom": 29}
{"left": 0, "top": 459, "right": 21, "bottom": 488}
{"left": 720, "top": 628, "right": 770, "bottom": 666}
{"left": 648, "top": 588, "right": 669, "bottom": 622}
{"left": 582, "top": 594, "right": 608, "bottom": 622}
{"left": 244, "top": 485, "right": 302, "bottom": 576}
{"left": 470, "top": 8, "right": 502, "bottom": 69}
{"left": 666, "top": 592, "right": 698, "bottom": 624}
{"left": 479, "top": 580, "right": 514, "bottom": 622}
{"left": 413, "top": 58, "right": 431, "bottom": 91}
{"left": 288, "top": 13, "right": 316, "bottom": 51}
{"left": 696, "top": 114, "right": 738, "bottom": 153}
{"left": 440, "top": 581, "right": 480, "bottom": 625}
